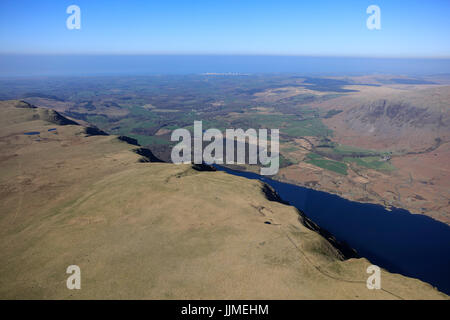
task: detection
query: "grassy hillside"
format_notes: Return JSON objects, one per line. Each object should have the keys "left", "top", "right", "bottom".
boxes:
{"left": 0, "top": 100, "right": 446, "bottom": 299}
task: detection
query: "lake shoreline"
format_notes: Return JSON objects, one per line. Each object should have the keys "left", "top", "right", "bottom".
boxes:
{"left": 215, "top": 164, "right": 450, "bottom": 295}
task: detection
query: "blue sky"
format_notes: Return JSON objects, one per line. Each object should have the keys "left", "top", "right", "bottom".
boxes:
{"left": 0, "top": 0, "right": 449, "bottom": 57}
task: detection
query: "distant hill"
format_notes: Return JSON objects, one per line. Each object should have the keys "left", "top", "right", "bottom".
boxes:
{"left": 320, "top": 85, "right": 450, "bottom": 151}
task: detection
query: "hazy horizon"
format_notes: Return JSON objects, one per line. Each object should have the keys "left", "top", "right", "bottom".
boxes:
{"left": 1, "top": 54, "right": 450, "bottom": 77}
{"left": 2, "top": 1, "right": 450, "bottom": 77}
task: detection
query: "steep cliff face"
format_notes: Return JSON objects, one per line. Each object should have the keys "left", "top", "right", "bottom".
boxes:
{"left": 0, "top": 100, "right": 447, "bottom": 299}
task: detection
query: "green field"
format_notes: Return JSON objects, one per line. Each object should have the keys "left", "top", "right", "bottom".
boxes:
{"left": 236, "top": 114, "right": 331, "bottom": 138}
{"left": 305, "top": 153, "right": 348, "bottom": 175}
{"left": 343, "top": 156, "right": 395, "bottom": 171}
{"left": 316, "top": 144, "right": 382, "bottom": 157}
{"left": 333, "top": 145, "right": 381, "bottom": 155}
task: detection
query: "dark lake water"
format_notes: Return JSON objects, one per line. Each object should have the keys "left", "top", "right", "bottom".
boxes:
{"left": 216, "top": 166, "right": 450, "bottom": 295}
